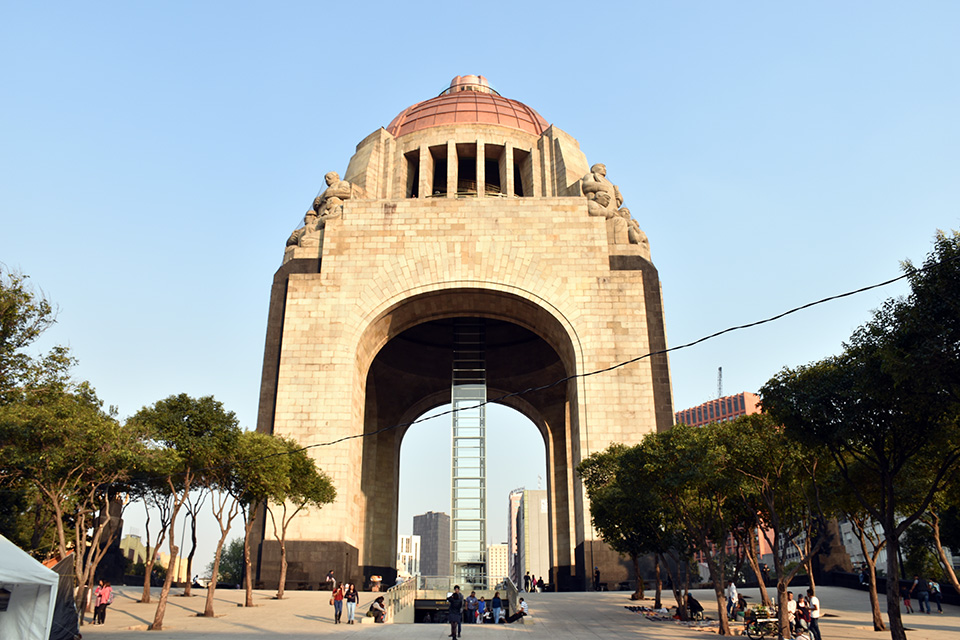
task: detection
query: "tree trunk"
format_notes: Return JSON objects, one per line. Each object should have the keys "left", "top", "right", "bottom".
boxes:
{"left": 141, "top": 541, "right": 164, "bottom": 603}
{"left": 704, "top": 554, "right": 731, "bottom": 635}
{"left": 632, "top": 554, "right": 644, "bottom": 600}
{"left": 150, "top": 480, "right": 187, "bottom": 631}
{"left": 183, "top": 511, "right": 199, "bottom": 597}
{"left": 149, "top": 541, "right": 178, "bottom": 630}
{"left": 744, "top": 527, "right": 772, "bottom": 606}
{"left": 804, "top": 544, "right": 816, "bottom": 595}
{"left": 654, "top": 554, "right": 662, "bottom": 609}
{"left": 659, "top": 552, "right": 688, "bottom": 619}
{"left": 243, "top": 509, "right": 256, "bottom": 607}
{"left": 865, "top": 553, "right": 885, "bottom": 632}
{"left": 277, "top": 537, "right": 288, "bottom": 599}
{"left": 884, "top": 530, "right": 907, "bottom": 640}
{"left": 926, "top": 511, "right": 960, "bottom": 597}
{"left": 203, "top": 533, "right": 229, "bottom": 617}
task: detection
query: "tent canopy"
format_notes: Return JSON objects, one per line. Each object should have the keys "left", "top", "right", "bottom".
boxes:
{"left": 0, "top": 535, "right": 58, "bottom": 640}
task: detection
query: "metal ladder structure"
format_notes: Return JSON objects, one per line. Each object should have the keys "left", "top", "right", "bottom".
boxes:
{"left": 450, "top": 319, "right": 487, "bottom": 587}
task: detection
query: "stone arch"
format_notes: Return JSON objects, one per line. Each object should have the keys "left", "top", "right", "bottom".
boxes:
{"left": 352, "top": 286, "right": 586, "bottom": 588}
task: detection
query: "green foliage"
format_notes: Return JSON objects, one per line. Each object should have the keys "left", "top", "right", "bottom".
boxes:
{"left": 577, "top": 444, "right": 662, "bottom": 559}
{"left": 207, "top": 537, "right": 244, "bottom": 584}
{"left": 128, "top": 394, "right": 241, "bottom": 490}
{"left": 762, "top": 231, "right": 960, "bottom": 536}
{"left": 0, "top": 266, "right": 63, "bottom": 403}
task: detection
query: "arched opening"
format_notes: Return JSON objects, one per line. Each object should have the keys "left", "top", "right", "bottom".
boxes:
{"left": 354, "top": 290, "right": 585, "bottom": 590}
{"left": 396, "top": 403, "right": 548, "bottom": 585}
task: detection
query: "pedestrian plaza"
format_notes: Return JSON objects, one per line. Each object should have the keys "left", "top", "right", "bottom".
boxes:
{"left": 82, "top": 585, "right": 959, "bottom": 639}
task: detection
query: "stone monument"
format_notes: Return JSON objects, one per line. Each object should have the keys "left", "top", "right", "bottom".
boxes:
{"left": 254, "top": 75, "right": 674, "bottom": 591}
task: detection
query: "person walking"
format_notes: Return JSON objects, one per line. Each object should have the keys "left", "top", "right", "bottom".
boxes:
{"left": 332, "top": 584, "right": 344, "bottom": 623}
{"left": 594, "top": 567, "right": 601, "bottom": 591}
{"left": 477, "top": 597, "right": 486, "bottom": 623}
{"left": 807, "top": 588, "right": 822, "bottom": 640}
{"left": 491, "top": 591, "right": 502, "bottom": 624}
{"left": 911, "top": 575, "right": 930, "bottom": 614}
{"left": 524, "top": 571, "right": 531, "bottom": 592}
{"left": 325, "top": 569, "right": 336, "bottom": 591}
{"left": 447, "top": 585, "right": 464, "bottom": 639}
{"left": 344, "top": 584, "right": 358, "bottom": 624}
{"left": 931, "top": 580, "right": 943, "bottom": 614}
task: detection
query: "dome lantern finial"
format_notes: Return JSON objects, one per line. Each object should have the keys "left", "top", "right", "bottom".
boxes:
{"left": 442, "top": 75, "right": 499, "bottom": 96}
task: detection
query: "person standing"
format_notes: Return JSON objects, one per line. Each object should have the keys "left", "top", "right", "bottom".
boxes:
{"left": 726, "top": 581, "right": 738, "bottom": 619}
{"left": 466, "top": 590, "right": 479, "bottom": 623}
{"left": 796, "top": 594, "right": 810, "bottom": 634}
{"left": 911, "top": 574, "right": 930, "bottom": 614}
{"left": 786, "top": 592, "right": 797, "bottom": 635}
{"left": 594, "top": 567, "right": 601, "bottom": 591}
{"left": 524, "top": 571, "right": 531, "bottom": 592}
{"left": 806, "top": 588, "right": 822, "bottom": 640}
{"left": 477, "top": 597, "right": 486, "bottom": 623}
{"left": 344, "top": 584, "right": 358, "bottom": 624}
{"left": 491, "top": 591, "right": 502, "bottom": 624}
{"left": 332, "top": 584, "right": 344, "bottom": 624}
{"left": 447, "top": 585, "right": 464, "bottom": 639}
{"left": 94, "top": 580, "right": 113, "bottom": 625}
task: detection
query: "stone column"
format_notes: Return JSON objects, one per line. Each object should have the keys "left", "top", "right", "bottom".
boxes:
{"left": 476, "top": 140, "right": 485, "bottom": 198}
{"left": 418, "top": 143, "right": 432, "bottom": 199}
{"left": 504, "top": 142, "right": 514, "bottom": 197}
{"left": 447, "top": 140, "right": 457, "bottom": 198}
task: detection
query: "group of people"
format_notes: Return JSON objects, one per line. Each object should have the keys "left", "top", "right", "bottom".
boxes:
{"left": 784, "top": 589, "right": 822, "bottom": 640}
{"left": 328, "top": 581, "right": 361, "bottom": 624}
{"left": 445, "top": 586, "right": 526, "bottom": 637}
{"left": 522, "top": 571, "right": 545, "bottom": 593}
{"left": 903, "top": 574, "right": 943, "bottom": 614}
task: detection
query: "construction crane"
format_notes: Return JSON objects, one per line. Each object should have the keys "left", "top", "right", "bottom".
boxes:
{"left": 717, "top": 366, "right": 723, "bottom": 399}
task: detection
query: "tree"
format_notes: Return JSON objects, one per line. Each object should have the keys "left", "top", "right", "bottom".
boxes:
{"left": 0, "top": 380, "right": 144, "bottom": 624}
{"left": 0, "top": 266, "right": 61, "bottom": 403}
{"left": 578, "top": 444, "right": 652, "bottom": 600}
{"left": 762, "top": 230, "right": 960, "bottom": 640}
{"left": 920, "top": 477, "right": 960, "bottom": 597}
{"left": 825, "top": 461, "right": 888, "bottom": 631}
{"left": 129, "top": 394, "right": 240, "bottom": 631}
{"left": 624, "top": 423, "right": 749, "bottom": 635}
{"left": 725, "top": 413, "right": 830, "bottom": 638}
{"left": 180, "top": 487, "right": 208, "bottom": 597}
{"left": 266, "top": 438, "right": 335, "bottom": 600}
{"left": 129, "top": 461, "right": 176, "bottom": 604}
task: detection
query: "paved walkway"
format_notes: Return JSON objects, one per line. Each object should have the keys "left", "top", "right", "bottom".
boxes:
{"left": 83, "top": 585, "right": 960, "bottom": 639}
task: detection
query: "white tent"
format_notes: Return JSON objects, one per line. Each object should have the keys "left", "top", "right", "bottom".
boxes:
{"left": 0, "top": 535, "right": 58, "bottom": 640}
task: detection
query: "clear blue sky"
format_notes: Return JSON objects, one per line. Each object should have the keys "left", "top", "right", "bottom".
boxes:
{"left": 3, "top": 2, "right": 958, "bottom": 563}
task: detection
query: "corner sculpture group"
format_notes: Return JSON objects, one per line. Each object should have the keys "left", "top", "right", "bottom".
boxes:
{"left": 286, "top": 165, "right": 649, "bottom": 250}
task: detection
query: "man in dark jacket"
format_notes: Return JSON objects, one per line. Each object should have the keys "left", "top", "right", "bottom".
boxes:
{"left": 447, "top": 585, "right": 464, "bottom": 638}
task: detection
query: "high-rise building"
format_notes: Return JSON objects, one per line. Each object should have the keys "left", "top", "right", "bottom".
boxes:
{"left": 515, "top": 489, "right": 549, "bottom": 586}
{"left": 487, "top": 543, "right": 508, "bottom": 589}
{"left": 413, "top": 511, "right": 450, "bottom": 576}
{"left": 675, "top": 391, "right": 760, "bottom": 427}
{"left": 506, "top": 489, "right": 524, "bottom": 584}
{"left": 396, "top": 534, "right": 421, "bottom": 578}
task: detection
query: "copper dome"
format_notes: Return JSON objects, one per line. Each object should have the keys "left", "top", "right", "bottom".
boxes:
{"left": 386, "top": 75, "right": 549, "bottom": 138}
